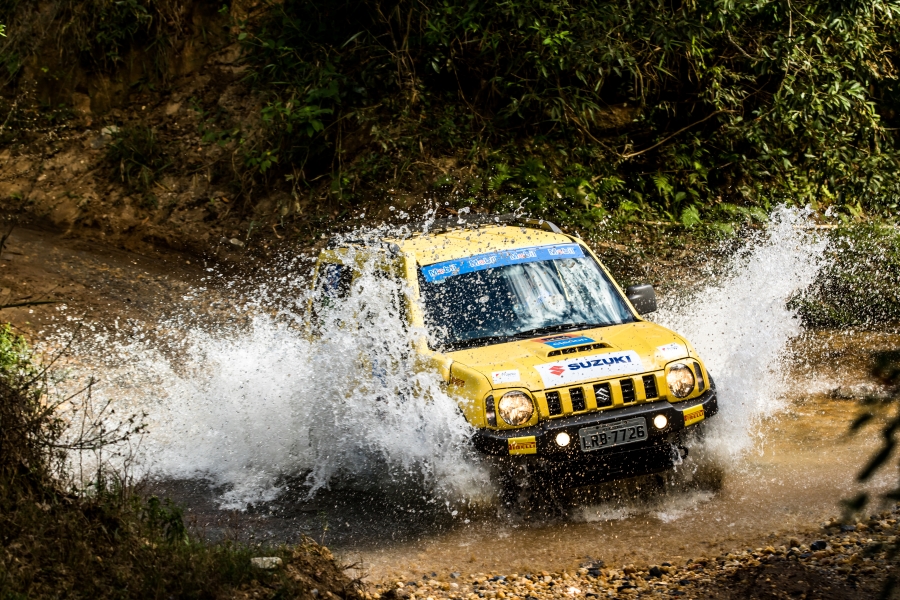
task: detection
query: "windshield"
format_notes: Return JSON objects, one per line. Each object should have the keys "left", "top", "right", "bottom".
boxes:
{"left": 418, "top": 244, "right": 635, "bottom": 351}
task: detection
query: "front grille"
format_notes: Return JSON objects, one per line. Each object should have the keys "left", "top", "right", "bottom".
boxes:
{"left": 569, "top": 387, "right": 586, "bottom": 412}
{"left": 593, "top": 382, "right": 612, "bottom": 407}
{"left": 642, "top": 374, "right": 658, "bottom": 399}
{"left": 692, "top": 361, "right": 705, "bottom": 392}
{"left": 546, "top": 391, "right": 562, "bottom": 415}
{"left": 620, "top": 378, "right": 636, "bottom": 403}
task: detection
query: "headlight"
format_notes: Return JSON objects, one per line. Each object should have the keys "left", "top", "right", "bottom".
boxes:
{"left": 666, "top": 363, "right": 695, "bottom": 398}
{"left": 497, "top": 391, "right": 535, "bottom": 426}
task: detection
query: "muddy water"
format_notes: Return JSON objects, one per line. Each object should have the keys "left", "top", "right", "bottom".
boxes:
{"left": 144, "top": 330, "right": 895, "bottom": 583}
{"left": 6, "top": 223, "right": 898, "bottom": 583}
{"left": 342, "top": 330, "right": 896, "bottom": 581}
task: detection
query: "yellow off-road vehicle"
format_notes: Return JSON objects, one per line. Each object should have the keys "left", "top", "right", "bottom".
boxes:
{"left": 314, "top": 214, "right": 717, "bottom": 490}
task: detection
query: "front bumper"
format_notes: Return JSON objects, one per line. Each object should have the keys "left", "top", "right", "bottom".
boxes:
{"left": 472, "top": 387, "right": 718, "bottom": 483}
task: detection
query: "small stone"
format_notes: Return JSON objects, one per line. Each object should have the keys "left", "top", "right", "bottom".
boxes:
{"left": 648, "top": 566, "right": 663, "bottom": 578}
{"left": 229, "top": 238, "right": 245, "bottom": 248}
{"left": 450, "top": 573, "right": 461, "bottom": 579}
{"left": 841, "top": 524, "right": 857, "bottom": 532}
{"left": 810, "top": 540, "right": 827, "bottom": 551}
{"left": 789, "top": 538, "right": 800, "bottom": 548}
{"left": 90, "top": 135, "right": 112, "bottom": 149}
{"left": 250, "top": 556, "right": 282, "bottom": 569}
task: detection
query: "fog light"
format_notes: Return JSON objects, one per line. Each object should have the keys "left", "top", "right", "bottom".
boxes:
{"left": 555, "top": 432, "right": 571, "bottom": 447}
{"left": 653, "top": 414, "right": 668, "bottom": 429}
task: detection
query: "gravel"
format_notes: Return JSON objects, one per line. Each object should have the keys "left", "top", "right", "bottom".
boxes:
{"left": 367, "top": 508, "right": 900, "bottom": 600}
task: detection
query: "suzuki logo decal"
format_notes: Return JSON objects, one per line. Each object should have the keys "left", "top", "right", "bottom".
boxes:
{"left": 535, "top": 351, "right": 644, "bottom": 387}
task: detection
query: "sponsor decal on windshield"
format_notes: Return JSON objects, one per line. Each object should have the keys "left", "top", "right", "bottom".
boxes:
{"left": 535, "top": 351, "right": 643, "bottom": 386}
{"left": 421, "top": 244, "right": 586, "bottom": 282}
{"left": 538, "top": 334, "right": 596, "bottom": 348}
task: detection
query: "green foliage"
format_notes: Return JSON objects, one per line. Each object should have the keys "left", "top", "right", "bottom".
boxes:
{"left": 236, "top": 0, "right": 900, "bottom": 228}
{"left": 69, "top": 0, "right": 155, "bottom": 69}
{"left": 844, "top": 350, "right": 900, "bottom": 598}
{"left": 0, "top": 323, "right": 29, "bottom": 374}
{"left": 104, "top": 125, "right": 171, "bottom": 206}
{"left": 790, "top": 224, "right": 900, "bottom": 328}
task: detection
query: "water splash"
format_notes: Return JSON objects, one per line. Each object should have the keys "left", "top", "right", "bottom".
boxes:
{"left": 653, "top": 207, "right": 828, "bottom": 457}
{"left": 55, "top": 207, "right": 827, "bottom": 511}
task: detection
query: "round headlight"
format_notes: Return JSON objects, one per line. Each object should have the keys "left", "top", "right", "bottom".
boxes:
{"left": 555, "top": 432, "right": 571, "bottom": 447}
{"left": 653, "top": 414, "right": 668, "bottom": 429}
{"left": 666, "top": 363, "right": 695, "bottom": 398}
{"left": 497, "top": 391, "right": 535, "bottom": 426}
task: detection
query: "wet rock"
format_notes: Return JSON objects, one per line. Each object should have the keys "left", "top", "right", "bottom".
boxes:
{"left": 250, "top": 556, "right": 283, "bottom": 569}
{"left": 841, "top": 524, "right": 857, "bottom": 532}
{"left": 810, "top": 540, "right": 827, "bottom": 551}
{"left": 648, "top": 566, "right": 663, "bottom": 578}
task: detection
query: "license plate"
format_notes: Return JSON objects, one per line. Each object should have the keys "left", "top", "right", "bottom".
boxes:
{"left": 578, "top": 417, "right": 648, "bottom": 452}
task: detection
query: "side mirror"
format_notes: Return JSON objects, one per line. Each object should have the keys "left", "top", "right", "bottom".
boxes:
{"left": 626, "top": 284, "right": 657, "bottom": 315}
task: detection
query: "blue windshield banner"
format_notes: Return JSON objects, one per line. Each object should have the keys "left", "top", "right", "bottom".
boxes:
{"left": 421, "top": 243, "right": 585, "bottom": 283}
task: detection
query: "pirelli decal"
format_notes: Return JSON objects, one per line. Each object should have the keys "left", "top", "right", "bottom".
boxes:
{"left": 683, "top": 405, "right": 705, "bottom": 427}
{"left": 508, "top": 436, "right": 537, "bottom": 455}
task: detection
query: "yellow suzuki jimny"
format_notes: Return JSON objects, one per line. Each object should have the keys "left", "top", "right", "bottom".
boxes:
{"left": 315, "top": 214, "right": 717, "bottom": 489}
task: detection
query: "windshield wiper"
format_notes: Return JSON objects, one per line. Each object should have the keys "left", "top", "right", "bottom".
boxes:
{"left": 510, "top": 322, "right": 608, "bottom": 340}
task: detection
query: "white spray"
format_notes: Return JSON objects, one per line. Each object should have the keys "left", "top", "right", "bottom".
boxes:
{"left": 653, "top": 207, "right": 827, "bottom": 457}
{"left": 55, "top": 207, "right": 826, "bottom": 511}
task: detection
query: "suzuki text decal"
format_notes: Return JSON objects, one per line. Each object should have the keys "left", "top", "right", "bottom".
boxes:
{"left": 535, "top": 351, "right": 643, "bottom": 387}
{"left": 538, "top": 334, "right": 595, "bottom": 348}
{"left": 421, "top": 244, "right": 585, "bottom": 282}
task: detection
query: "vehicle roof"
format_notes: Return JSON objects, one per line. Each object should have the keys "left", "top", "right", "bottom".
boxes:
{"left": 386, "top": 225, "right": 578, "bottom": 266}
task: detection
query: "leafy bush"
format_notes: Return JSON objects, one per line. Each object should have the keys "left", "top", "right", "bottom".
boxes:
{"left": 236, "top": 0, "right": 900, "bottom": 228}
{"left": 790, "top": 224, "right": 900, "bottom": 328}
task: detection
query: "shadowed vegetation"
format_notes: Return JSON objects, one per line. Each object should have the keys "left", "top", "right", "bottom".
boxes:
{"left": 232, "top": 0, "right": 900, "bottom": 230}
{"left": 0, "top": 325, "right": 364, "bottom": 599}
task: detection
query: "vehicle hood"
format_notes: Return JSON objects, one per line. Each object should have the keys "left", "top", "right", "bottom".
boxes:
{"left": 447, "top": 321, "right": 691, "bottom": 390}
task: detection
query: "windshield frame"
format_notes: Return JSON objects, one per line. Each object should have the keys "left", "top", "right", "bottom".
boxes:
{"left": 414, "top": 243, "right": 637, "bottom": 352}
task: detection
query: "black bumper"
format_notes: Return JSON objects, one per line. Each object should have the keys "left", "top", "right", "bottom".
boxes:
{"left": 472, "top": 388, "right": 718, "bottom": 484}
